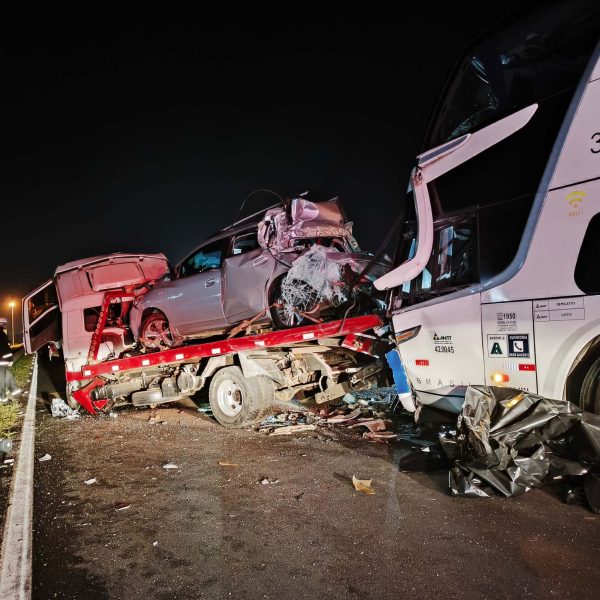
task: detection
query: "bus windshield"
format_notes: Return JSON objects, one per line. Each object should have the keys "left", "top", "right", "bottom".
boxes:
{"left": 396, "top": 0, "right": 600, "bottom": 308}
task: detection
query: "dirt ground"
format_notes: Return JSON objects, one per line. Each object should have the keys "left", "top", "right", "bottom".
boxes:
{"left": 32, "top": 357, "right": 600, "bottom": 600}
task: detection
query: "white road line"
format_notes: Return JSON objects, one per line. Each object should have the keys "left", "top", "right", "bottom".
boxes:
{"left": 0, "top": 353, "right": 38, "bottom": 600}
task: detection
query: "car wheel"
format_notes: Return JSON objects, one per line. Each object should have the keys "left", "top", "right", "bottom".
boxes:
{"left": 269, "top": 277, "right": 315, "bottom": 329}
{"left": 209, "top": 366, "right": 271, "bottom": 427}
{"left": 140, "top": 311, "right": 173, "bottom": 351}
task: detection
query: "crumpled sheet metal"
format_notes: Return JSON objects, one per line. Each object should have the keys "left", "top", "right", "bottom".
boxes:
{"left": 445, "top": 386, "right": 600, "bottom": 511}
{"left": 257, "top": 197, "right": 358, "bottom": 253}
{"left": 279, "top": 245, "right": 360, "bottom": 315}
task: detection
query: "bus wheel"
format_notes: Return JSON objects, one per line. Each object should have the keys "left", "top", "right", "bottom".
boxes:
{"left": 580, "top": 356, "right": 600, "bottom": 414}
{"left": 209, "top": 366, "right": 270, "bottom": 428}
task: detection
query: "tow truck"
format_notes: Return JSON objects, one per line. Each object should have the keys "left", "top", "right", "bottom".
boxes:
{"left": 23, "top": 253, "right": 390, "bottom": 427}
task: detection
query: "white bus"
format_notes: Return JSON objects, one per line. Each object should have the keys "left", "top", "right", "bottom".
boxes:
{"left": 375, "top": 1, "right": 600, "bottom": 414}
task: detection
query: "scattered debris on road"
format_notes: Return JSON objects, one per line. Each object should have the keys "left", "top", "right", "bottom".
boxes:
{"left": 84, "top": 478, "right": 97, "bottom": 485}
{"left": 255, "top": 387, "right": 399, "bottom": 436}
{"left": 270, "top": 424, "right": 317, "bottom": 436}
{"left": 442, "top": 386, "right": 600, "bottom": 512}
{"left": 50, "top": 398, "right": 80, "bottom": 420}
{"left": 162, "top": 463, "right": 179, "bottom": 470}
{"left": 259, "top": 477, "right": 279, "bottom": 485}
{"left": 114, "top": 501, "right": 131, "bottom": 511}
{"left": 38, "top": 453, "right": 51, "bottom": 462}
{"left": 352, "top": 475, "right": 375, "bottom": 495}
{"left": 0, "top": 439, "right": 14, "bottom": 453}
{"left": 218, "top": 461, "right": 240, "bottom": 467}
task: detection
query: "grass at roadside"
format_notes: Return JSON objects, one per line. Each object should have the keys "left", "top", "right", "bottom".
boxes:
{"left": 0, "top": 402, "right": 19, "bottom": 438}
{"left": 0, "top": 353, "right": 32, "bottom": 438}
{"left": 10, "top": 353, "right": 33, "bottom": 389}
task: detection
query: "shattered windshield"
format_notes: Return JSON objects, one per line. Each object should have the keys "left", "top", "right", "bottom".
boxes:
{"left": 399, "top": 213, "right": 477, "bottom": 301}
{"left": 394, "top": 0, "right": 600, "bottom": 308}
{"left": 427, "top": 0, "right": 600, "bottom": 147}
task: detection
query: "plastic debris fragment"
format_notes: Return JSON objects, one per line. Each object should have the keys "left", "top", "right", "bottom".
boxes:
{"left": 218, "top": 461, "right": 240, "bottom": 467}
{"left": 269, "top": 424, "right": 317, "bottom": 436}
{"left": 258, "top": 477, "right": 279, "bottom": 485}
{"left": 0, "top": 438, "right": 13, "bottom": 453}
{"left": 162, "top": 463, "right": 179, "bottom": 470}
{"left": 352, "top": 475, "right": 375, "bottom": 495}
{"left": 51, "top": 398, "right": 80, "bottom": 419}
{"left": 114, "top": 501, "right": 131, "bottom": 511}
{"left": 440, "top": 386, "right": 600, "bottom": 511}
{"left": 84, "top": 478, "right": 97, "bottom": 485}
{"left": 38, "top": 453, "right": 52, "bottom": 462}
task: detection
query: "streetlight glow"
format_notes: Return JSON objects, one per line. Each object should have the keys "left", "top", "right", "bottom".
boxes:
{"left": 7, "top": 301, "right": 16, "bottom": 345}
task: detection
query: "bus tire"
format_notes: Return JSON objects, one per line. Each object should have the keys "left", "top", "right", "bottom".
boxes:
{"left": 580, "top": 356, "right": 600, "bottom": 414}
{"left": 209, "top": 366, "right": 268, "bottom": 428}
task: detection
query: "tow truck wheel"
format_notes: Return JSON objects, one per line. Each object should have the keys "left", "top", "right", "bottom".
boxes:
{"left": 209, "top": 366, "right": 268, "bottom": 428}
{"left": 140, "top": 311, "right": 173, "bottom": 351}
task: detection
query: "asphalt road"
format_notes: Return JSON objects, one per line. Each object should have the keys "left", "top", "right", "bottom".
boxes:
{"left": 32, "top": 353, "right": 600, "bottom": 600}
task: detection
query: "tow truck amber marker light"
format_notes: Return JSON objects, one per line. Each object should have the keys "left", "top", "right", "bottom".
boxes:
{"left": 395, "top": 325, "right": 421, "bottom": 344}
{"left": 491, "top": 372, "right": 510, "bottom": 383}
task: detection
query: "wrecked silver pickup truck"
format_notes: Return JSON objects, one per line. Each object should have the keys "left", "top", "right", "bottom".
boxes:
{"left": 130, "top": 195, "right": 390, "bottom": 350}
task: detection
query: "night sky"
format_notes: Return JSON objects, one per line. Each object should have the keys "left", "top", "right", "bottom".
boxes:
{"left": 1, "top": 5, "right": 523, "bottom": 330}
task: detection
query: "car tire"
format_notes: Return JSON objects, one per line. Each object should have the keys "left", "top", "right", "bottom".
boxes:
{"left": 140, "top": 311, "right": 173, "bottom": 351}
{"left": 269, "top": 277, "right": 313, "bottom": 329}
{"left": 580, "top": 356, "right": 600, "bottom": 414}
{"left": 209, "top": 366, "right": 272, "bottom": 427}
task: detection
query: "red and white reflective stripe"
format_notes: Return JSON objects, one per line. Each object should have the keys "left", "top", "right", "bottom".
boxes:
{"left": 415, "top": 359, "right": 429, "bottom": 366}
{"left": 65, "top": 315, "right": 383, "bottom": 382}
{"left": 519, "top": 364, "right": 536, "bottom": 371}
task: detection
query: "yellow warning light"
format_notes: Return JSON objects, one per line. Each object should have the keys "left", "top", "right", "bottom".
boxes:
{"left": 491, "top": 372, "right": 510, "bottom": 384}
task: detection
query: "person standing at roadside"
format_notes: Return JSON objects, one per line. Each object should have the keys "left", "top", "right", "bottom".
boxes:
{"left": 0, "top": 317, "right": 21, "bottom": 401}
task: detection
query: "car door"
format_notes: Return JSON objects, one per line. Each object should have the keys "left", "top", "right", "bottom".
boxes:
{"left": 222, "top": 230, "right": 276, "bottom": 324}
{"left": 168, "top": 240, "right": 228, "bottom": 336}
{"left": 22, "top": 279, "right": 61, "bottom": 353}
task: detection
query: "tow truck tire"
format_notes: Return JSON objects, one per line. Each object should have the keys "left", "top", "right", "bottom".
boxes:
{"left": 209, "top": 366, "right": 270, "bottom": 428}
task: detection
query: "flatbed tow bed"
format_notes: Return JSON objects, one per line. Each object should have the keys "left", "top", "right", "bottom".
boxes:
{"left": 65, "top": 314, "right": 388, "bottom": 427}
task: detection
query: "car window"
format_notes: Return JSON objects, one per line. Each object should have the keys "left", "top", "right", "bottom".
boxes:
{"left": 230, "top": 232, "right": 259, "bottom": 256}
{"left": 179, "top": 241, "right": 223, "bottom": 277}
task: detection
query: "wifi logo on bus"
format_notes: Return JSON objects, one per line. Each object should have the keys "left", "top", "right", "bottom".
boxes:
{"left": 566, "top": 190, "right": 587, "bottom": 216}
